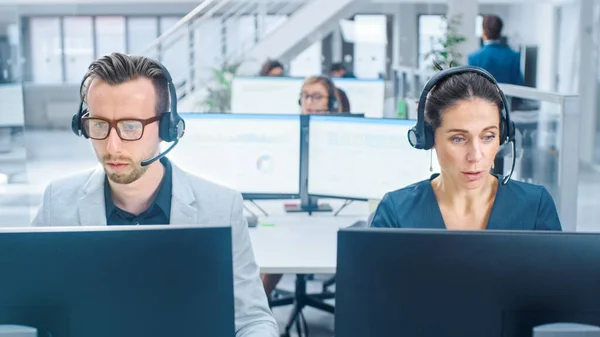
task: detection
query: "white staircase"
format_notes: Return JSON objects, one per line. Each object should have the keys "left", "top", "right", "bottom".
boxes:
{"left": 142, "top": 0, "right": 367, "bottom": 112}
{"left": 237, "top": 0, "right": 370, "bottom": 75}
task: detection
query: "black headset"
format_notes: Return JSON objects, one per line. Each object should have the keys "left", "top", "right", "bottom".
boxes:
{"left": 298, "top": 76, "right": 340, "bottom": 112}
{"left": 71, "top": 61, "right": 185, "bottom": 143}
{"left": 407, "top": 65, "right": 516, "bottom": 184}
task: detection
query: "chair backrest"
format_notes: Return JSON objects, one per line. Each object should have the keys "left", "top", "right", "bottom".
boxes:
{"left": 349, "top": 213, "right": 375, "bottom": 229}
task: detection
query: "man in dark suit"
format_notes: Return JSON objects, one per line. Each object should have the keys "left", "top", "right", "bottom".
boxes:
{"left": 468, "top": 15, "right": 523, "bottom": 85}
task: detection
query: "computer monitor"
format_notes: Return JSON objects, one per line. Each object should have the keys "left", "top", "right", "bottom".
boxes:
{"left": 0, "top": 225, "right": 235, "bottom": 337}
{"left": 335, "top": 229, "right": 600, "bottom": 337}
{"left": 230, "top": 76, "right": 385, "bottom": 117}
{"left": 307, "top": 116, "right": 440, "bottom": 201}
{"left": 166, "top": 113, "right": 301, "bottom": 199}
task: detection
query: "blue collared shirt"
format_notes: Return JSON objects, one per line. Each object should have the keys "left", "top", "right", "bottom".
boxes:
{"left": 371, "top": 174, "right": 562, "bottom": 231}
{"left": 104, "top": 157, "right": 172, "bottom": 226}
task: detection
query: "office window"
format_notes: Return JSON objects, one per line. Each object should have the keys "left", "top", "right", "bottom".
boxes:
{"left": 418, "top": 14, "right": 483, "bottom": 69}
{"left": 96, "top": 16, "right": 126, "bottom": 58}
{"left": 418, "top": 15, "right": 445, "bottom": 70}
{"left": 63, "top": 16, "right": 94, "bottom": 83}
{"left": 289, "top": 40, "right": 322, "bottom": 77}
{"left": 159, "top": 17, "right": 186, "bottom": 88}
{"left": 353, "top": 15, "right": 387, "bottom": 79}
{"left": 127, "top": 17, "right": 158, "bottom": 55}
{"left": 194, "top": 18, "right": 222, "bottom": 88}
{"left": 225, "top": 15, "right": 256, "bottom": 61}
{"left": 476, "top": 15, "right": 483, "bottom": 37}
{"left": 30, "top": 17, "right": 62, "bottom": 83}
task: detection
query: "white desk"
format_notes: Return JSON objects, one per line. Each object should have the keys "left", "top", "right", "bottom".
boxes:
{"left": 248, "top": 214, "right": 367, "bottom": 274}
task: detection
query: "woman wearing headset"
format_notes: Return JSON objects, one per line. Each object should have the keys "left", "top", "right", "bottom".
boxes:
{"left": 299, "top": 75, "right": 343, "bottom": 114}
{"left": 371, "top": 66, "right": 561, "bottom": 231}
{"left": 261, "top": 76, "right": 343, "bottom": 298}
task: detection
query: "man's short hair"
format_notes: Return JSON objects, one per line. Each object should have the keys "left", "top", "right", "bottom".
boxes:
{"left": 483, "top": 15, "right": 503, "bottom": 41}
{"left": 80, "top": 53, "right": 170, "bottom": 116}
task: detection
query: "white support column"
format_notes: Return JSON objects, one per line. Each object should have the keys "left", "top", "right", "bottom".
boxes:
{"left": 447, "top": 0, "right": 478, "bottom": 66}
{"left": 578, "top": 0, "right": 598, "bottom": 165}
{"left": 332, "top": 26, "right": 343, "bottom": 63}
{"left": 395, "top": 4, "right": 417, "bottom": 68}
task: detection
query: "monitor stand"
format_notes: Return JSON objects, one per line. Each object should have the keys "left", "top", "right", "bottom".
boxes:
{"left": 284, "top": 196, "right": 332, "bottom": 215}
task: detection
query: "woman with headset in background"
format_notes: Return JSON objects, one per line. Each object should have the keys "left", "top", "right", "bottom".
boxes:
{"left": 299, "top": 75, "right": 344, "bottom": 114}
{"left": 260, "top": 75, "right": 343, "bottom": 298}
{"left": 371, "top": 66, "right": 562, "bottom": 231}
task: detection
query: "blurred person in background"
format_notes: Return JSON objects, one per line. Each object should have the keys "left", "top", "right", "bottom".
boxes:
{"left": 260, "top": 75, "right": 343, "bottom": 298}
{"left": 259, "top": 59, "right": 284, "bottom": 77}
{"left": 299, "top": 75, "right": 343, "bottom": 114}
{"left": 468, "top": 15, "right": 523, "bottom": 85}
{"left": 330, "top": 62, "right": 355, "bottom": 79}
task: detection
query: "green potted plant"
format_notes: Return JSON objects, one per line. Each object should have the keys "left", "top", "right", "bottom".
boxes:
{"left": 425, "top": 14, "right": 467, "bottom": 69}
{"left": 199, "top": 61, "right": 241, "bottom": 113}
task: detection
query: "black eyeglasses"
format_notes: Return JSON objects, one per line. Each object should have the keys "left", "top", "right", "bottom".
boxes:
{"left": 300, "top": 93, "right": 328, "bottom": 102}
{"left": 81, "top": 113, "right": 163, "bottom": 141}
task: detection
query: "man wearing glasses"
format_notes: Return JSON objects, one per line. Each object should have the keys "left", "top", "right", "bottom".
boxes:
{"left": 31, "top": 53, "right": 278, "bottom": 337}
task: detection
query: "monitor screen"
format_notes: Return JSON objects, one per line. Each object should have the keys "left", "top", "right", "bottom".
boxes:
{"left": 230, "top": 76, "right": 385, "bottom": 118}
{"left": 166, "top": 114, "right": 301, "bottom": 197}
{"left": 0, "top": 226, "right": 235, "bottom": 336}
{"left": 336, "top": 229, "right": 600, "bottom": 337}
{"left": 307, "top": 116, "right": 440, "bottom": 200}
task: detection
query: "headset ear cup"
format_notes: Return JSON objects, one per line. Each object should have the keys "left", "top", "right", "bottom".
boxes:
{"left": 500, "top": 117, "right": 507, "bottom": 145}
{"left": 71, "top": 114, "right": 81, "bottom": 137}
{"left": 507, "top": 119, "right": 516, "bottom": 143}
{"left": 499, "top": 117, "right": 515, "bottom": 145}
{"left": 158, "top": 113, "right": 172, "bottom": 142}
{"left": 330, "top": 97, "right": 339, "bottom": 112}
{"left": 423, "top": 122, "right": 435, "bottom": 150}
{"left": 72, "top": 107, "right": 89, "bottom": 138}
{"left": 175, "top": 118, "right": 185, "bottom": 139}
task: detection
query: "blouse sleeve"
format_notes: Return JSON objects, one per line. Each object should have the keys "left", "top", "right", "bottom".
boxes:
{"left": 534, "top": 187, "right": 562, "bottom": 231}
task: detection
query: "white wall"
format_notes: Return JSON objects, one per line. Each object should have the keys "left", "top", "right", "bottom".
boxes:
{"left": 504, "top": 2, "right": 558, "bottom": 90}
{"left": 447, "top": 0, "right": 479, "bottom": 66}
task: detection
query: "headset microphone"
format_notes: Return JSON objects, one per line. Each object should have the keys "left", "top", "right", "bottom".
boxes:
{"left": 502, "top": 141, "right": 516, "bottom": 185}
{"left": 140, "top": 140, "right": 179, "bottom": 167}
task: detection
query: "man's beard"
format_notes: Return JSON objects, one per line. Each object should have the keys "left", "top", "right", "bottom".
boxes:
{"left": 102, "top": 155, "right": 148, "bottom": 184}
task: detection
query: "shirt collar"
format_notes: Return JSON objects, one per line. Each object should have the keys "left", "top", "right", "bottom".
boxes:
{"left": 484, "top": 40, "right": 502, "bottom": 46}
{"left": 104, "top": 157, "right": 173, "bottom": 218}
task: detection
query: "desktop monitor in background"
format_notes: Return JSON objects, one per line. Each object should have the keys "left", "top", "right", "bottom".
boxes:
{"left": 231, "top": 76, "right": 302, "bottom": 114}
{"left": 230, "top": 76, "right": 386, "bottom": 117}
{"left": 166, "top": 114, "right": 301, "bottom": 199}
{"left": 332, "top": 78, "right": 385, "bottom": 118}
{"left": 335, "top": 229, "right": 600, "bottom": 337}
{"left": 307, "top": 116, "right": 440, "bottom": 201}
{"left": 0, "top": 226, "right": 235, "bottom": 337}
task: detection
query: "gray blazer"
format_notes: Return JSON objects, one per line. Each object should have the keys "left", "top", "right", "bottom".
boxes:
{"left": 31, "top": 164, "right": 278, "bottom": 337}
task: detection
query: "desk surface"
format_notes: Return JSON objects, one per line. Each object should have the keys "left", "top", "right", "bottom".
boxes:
{"left": 248, "top": 214, "right": 366, "bottom": 274}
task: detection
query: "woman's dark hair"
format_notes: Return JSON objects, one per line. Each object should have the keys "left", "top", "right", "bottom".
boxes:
{"left": 259, "top": 59, "right": 284, "bottom": 76}
{"left": 425, "top": 72, "right": 503, "bottom": 131}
